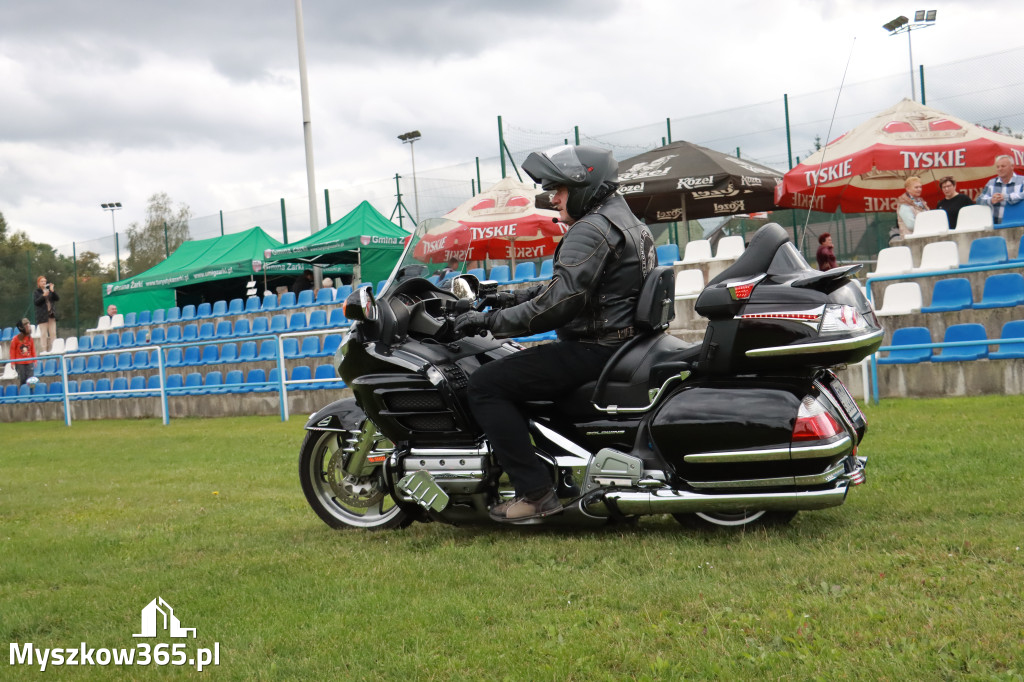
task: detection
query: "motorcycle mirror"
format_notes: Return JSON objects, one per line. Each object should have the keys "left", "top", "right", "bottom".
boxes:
{"left": 342, "top": 286, "right": 378, "bottom": 322}
{"left": 451, "top": 276, "right": 476, "bottom": 301}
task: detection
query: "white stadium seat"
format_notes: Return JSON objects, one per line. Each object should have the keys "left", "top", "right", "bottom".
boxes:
{"left": 874, "top": 282, "right": 923, "bottom": 317}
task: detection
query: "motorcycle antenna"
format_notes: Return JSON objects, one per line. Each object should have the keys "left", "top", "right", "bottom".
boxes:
{"left": 799, "top": 37, "right": 857, "bottom": 252}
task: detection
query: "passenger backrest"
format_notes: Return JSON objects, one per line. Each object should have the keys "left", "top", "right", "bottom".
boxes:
{"left": 634, "top": 266, "right": 676, "bottom": 332}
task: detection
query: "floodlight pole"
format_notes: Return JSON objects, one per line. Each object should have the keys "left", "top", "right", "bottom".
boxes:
{"left": 884, "top": 11, "right": 937, "bottom": 102}
{"left": 102, "top": 202, "right": 122, "bottom": 280}
{"left": 294, "top": 0, "right": 321, "bottom": 288}
{"left": 398, "top": 131, "right": 422, "bottom": 223}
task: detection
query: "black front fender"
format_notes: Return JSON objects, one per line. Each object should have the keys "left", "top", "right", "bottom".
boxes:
{"left": 304, "top": 397, "right": 366, "bottom": 432}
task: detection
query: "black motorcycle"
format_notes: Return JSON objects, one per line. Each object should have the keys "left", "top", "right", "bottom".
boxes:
{"left": 298, "top": 221, "right": 882, "bottom": 530}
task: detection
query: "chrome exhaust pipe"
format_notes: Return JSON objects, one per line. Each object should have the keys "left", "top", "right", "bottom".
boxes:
{"left": 583, "top": 485, "right": 849, "bottom": 517}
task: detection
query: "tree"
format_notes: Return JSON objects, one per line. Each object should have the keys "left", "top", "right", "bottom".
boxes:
{"left": 0, "top": 210, "right": 75, "bottom": 328}
{"left": 124, "top": 192, "right": 192, "bottom": 277}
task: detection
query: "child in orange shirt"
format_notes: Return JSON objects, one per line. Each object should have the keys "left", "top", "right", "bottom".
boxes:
{"left": 10, "top": 318, "right": 37, "bottom": 386}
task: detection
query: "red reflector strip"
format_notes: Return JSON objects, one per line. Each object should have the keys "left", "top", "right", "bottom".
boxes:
{"left": 731, "top": 283, "right": 756, "bottom": 299}
{"left": 740, "top": 313, "right": 820, "bottom": 321}
{"left": 367, "top": 455, "right": 387, "bottom": 463}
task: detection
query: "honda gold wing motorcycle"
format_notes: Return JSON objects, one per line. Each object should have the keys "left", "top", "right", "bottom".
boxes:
{"left": 298, "top": 221, "right": 882, "bottom": 530}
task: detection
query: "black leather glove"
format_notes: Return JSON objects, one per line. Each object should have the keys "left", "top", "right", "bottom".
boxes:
{"left": 454, "top": 310, "right": 492, "bottom": 337}
{"left": 482, "top": 291, "right": 516, "bottom": 309}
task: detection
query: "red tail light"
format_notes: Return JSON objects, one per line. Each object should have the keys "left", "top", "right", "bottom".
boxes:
{"left": 792, "top": 396, "right": 841, "bottom": 441}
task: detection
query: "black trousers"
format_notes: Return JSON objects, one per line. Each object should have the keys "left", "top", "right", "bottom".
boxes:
{"left": 466, "top": 340, "right": 616, "bottom": 497}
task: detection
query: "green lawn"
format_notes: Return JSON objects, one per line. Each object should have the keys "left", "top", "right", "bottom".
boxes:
{"left": 2, "top": 396, "right": 1023, "bottom": 680}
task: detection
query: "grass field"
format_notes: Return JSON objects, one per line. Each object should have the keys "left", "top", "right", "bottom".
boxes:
{"left": 2, "top": 395, "right": 1023, "bottom": 680}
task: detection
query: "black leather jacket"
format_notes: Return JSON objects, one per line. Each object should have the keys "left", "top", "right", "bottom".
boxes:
{"left": 33, "top": 286, "right": 60, "bottom": 323}
{"left": 488, "top": 194, "right": 656, "bottom": 346}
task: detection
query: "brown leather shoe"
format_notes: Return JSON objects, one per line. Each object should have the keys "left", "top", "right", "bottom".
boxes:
{"left": 490, "top": 489, "right": 562, "bottom": 523}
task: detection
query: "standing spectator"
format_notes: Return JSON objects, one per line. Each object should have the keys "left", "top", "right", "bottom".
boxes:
{"left": 433, "top": 257, "right": 460, "bottom": 279}
{"left": 936, "top": 176, "right": 974, "bottom": 229}
{"left": 10, "top": 318, "right": 37, "bottom": 386}
{"left": 978, "top": 155, "right": 1024, "bottom": 225}
{"left": 895, "top": 176, "right": 928, "bottom": 238}
{"left": 291, "top": 269, "right": 314, "bottom": 294}
{"left": 816, "top": 233, "right": 837, "bottom": 271}
{"left": 33, "top": 275, "right": 59, "bottom": 352}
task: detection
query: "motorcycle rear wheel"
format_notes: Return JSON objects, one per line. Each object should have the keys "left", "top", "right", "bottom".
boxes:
{"left": 673, "top": 510, "right": 797, "bottom": 530}
{"left": 299, "top": 427, "right": 412, "bottom": 531}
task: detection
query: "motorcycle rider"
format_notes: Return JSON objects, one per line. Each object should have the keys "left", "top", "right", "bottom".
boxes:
{"left": 454, "top": 145, "right": 657, "bottom": 522}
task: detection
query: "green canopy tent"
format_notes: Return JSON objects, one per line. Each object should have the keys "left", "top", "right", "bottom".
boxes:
{"left": 263, "top": 201, "right": 411, "bottom": 286}
{"left": 102, "top": 226, "right": 305, "bottom": 314}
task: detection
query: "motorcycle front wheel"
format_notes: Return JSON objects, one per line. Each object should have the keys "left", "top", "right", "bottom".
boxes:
{"left": 299, "top": 426, "right": 412, "bottom": 531}
{"left": 673, "top": 510, "right": 797, "bottom": 530}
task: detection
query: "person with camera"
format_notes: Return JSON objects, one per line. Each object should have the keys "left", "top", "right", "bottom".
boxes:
{"left": 10, "top": 318, "right": 37, "bottom": 386}
{"left": 33, "top": 275, "right": 60, "bottom": 352}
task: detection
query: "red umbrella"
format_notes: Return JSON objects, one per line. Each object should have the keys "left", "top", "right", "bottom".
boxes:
{"left": 414, "top": 178, "right": 568, "bottom": 267}
{"left": 775, "top": 99, "right": 1024, "bottom": 213}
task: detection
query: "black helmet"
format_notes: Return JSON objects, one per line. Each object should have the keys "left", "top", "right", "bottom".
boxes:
{"left": 522, "top": 145, "right": 619, "bottom": 220}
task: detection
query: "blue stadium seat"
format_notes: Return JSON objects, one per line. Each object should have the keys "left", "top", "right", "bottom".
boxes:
{"left": 200, "top": 344, "right": 220, "bottom": 365}
{"left": 164, "top": 348, "right": 185, "bottom": 367}
{"left": 999, "top": 200, "right": 1024, "bottom": 227}
{"left": 308, "top": 310, "right": 328, "bottom": 329}
{"left": 180, "top": 304, "right": 197, "bottom": 321}
{"left": 120, "top": 330, "right": 135, "bottom": 347}
{"left": 86, "top": 355, "right": 102, "bottom": 373}
{"left": 111, "top": 377, "right": 129, "bottom": 397}
{"left": 95, "top": 378, "right": 112, "bottom": 399}
{"left": 69, "top": 356, "right": 87, "bottom": 374}
{"left": 467, "top": 267, "right": 486, "bottom": 280}
{"left": 78, "top": 379, "right": 97, "bottom": 400}
{"left": 137, "top": 310, "right": 152, "bottom": 326}
{"left": 238, "top": 341, "right": 258, "bottom": 362}
{"left": 258, "top": 339, "right": 278, "bottom": 360}
{"left": 1, "top": 384, "right": 18, "bottom": 402}
{"left": 164, "top": 374, "right": 185, "bottom": 394}
{"left": 182, "top": 372, "right": 204, "bottom": 395}
{"left": 212, "top": 300, "right": 228, "bottom": 317}
{"left": 198, "top": 322, "right": 216, "bottom": 340}
{"left": 76, "top": 335, "right": 92, "bottom": 352}
{"left": 150, "top": 327, "right": 166, "bottom": 344}
{"left": 233, "top": 319, "right": 251, "bottom": 337}
{"left": 146, "top": 375, "right": 162, "bottom": 393}
{"left": 328, "top": 309, "right": 349, "bottom": 328}
{"left": 151, "top": 309, "right": 166, "bottom": 324}
{"left": 116, "top": 352, "right": 133, "bottom": 371}
{"left": 297, "top": 289, "right": 315, "bottom": 307}
{"left": 196, "top": 302, "right": 213, "bottom": 319}
{"left": 182, "top": 324, "right": 199, "bottom": 342}
{"left": 251, "top": 317, "right": 269, "bottom": 335}
{"left": 203, "top": 371, "right": 226, "bottom": 394}
{"left": 29, "top": 382, "right": 48, "bottom": 403}
{"left": 278, "top": 291, "right": 297, "bottom": 309}
{"left": 269, "top": 315, "right": 288, "bottom": 333}
{"left": 990, "top": 320, "right": 1024, "bottom": 359}
{"left": 123, "top": 312, "right": 138, "bottom": 327}
{"left": 39, "top": 358, "right": 58, "bottom": 377}
{"left": 282, "top": 337, "right": 301, "bottom": 359}
{"left": 227, "top": 298, "right": 244, "bottom": 315}
{"left": 165, "top": 307, "right": 181, "bottom": 322}
{"left": 105, "top": 332, "right": 120, "bottom": 349}
{"left": 334, "top": 285, "right": 353, "bottom": 303}
{"left": 974, "top": 273, "right": 1024, "bottom": 309}
{"left": 315, "top": 288, "right": 334, "bottom": 305}
{"left": 1, "top": 327, "right": 14, "bottom": 343}
{"left": 289, "top": 365, "right": 312, "bottom": 390}
{"left": 289, "top": 312, "right": 308, "bottom": 332}
{"left": 961, "top": 236, "right": 1009, "bottom": 268}
{"left": 1013, "top": 234, "right": 1024, "bottom": 263}
{"left": 133, "top": 350, "right": 151, "bottom": 370}
{"left": 245, "top": 368, "right": 269, "bottom": 393}
{"left": 321, "top": 334, "right": 342, "bottom": 357}
{"left": 215, "top": 321, "right": 234, "bottom": 338}
{"left": 511, "top": 262, "right": 536, "bottom": 283}
{"left": 488, "top": 265, "right": 511, "bottom": 283}
{"left": 298, "top": 336, "right": 320, "bottom": 358}
{"left": 261, "top": 294, "right": 279, "bottom": 312}
{"left": 166, "top": 325, "right": 182, "bottom": 343}
{"left": 218, "top": 343, "right": 238, "bottom": 365}
{"left": 100, "top": 354, "right": 117, "bottom": 372}
{"left": 535, "top": 259, "right": 554, "bottom": 281}
{"left": 48, "top": 381, "right": 65, "bottom": 400}
{"left": 877, "top": 327, "right": 932, "bottom": 364}
{"left": 245, "top": 296, "right": 262, "bottom": 314}
{"left": 933, "top": 323, "right": 989, "bottom": 362}
{"left": 127, "top": 376, "right": 147, "bottom": 398}
{"left": 223, "top": 369, "right": 246, "bottom": 394}
{"left": 65, "top": 380, "right": 79, "bottom": 399}
{"left": 182, "top": 346, "right": 202, "bottom": 366}
{"left": 921, "top": 278, "right": 973, "bottom": 313}
{"left": 313, "top": 363, "right": 344, "bottom": 389}
{"left": 267, "top": 368, "right": 282, "bottom": 391}
{"left": 656, "top": 243, "right": 681, "bottom": 264}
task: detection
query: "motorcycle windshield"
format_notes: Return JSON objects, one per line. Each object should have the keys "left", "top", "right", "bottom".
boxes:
{"left": 378, "top": 217, "right": 471, "bottom": 298}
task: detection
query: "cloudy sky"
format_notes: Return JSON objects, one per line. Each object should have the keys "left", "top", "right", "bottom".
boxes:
{"left": 1, "top": 0, "right": 1015, "bottom": 251}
